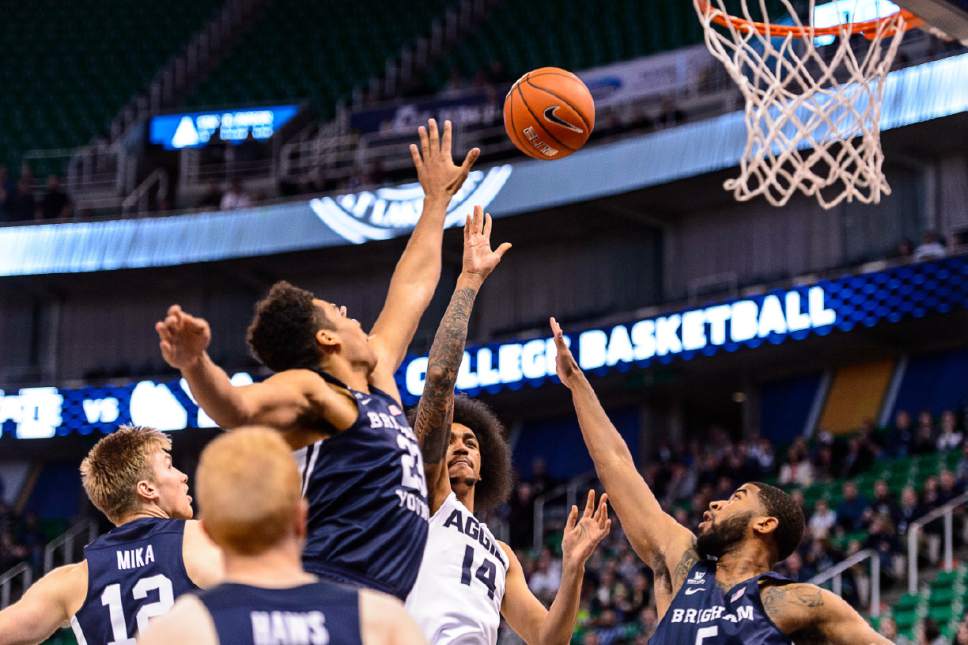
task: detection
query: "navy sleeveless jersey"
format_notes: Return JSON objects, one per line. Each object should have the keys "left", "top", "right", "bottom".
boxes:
{"left": 71, "top": 518, "right": 198, "bottom": 644}
{"left": 650, "top": 560, "right": 793, "bottom": 645}
{"left": 197, "top": 581, "right": 361, "bottom": 645}
{"left": 295, "top": 370, "right": 429, "bottom": 600}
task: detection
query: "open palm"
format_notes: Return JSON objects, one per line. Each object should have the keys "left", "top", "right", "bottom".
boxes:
{"left": 562, "top": 490, "right": 611, "bottom": 569}
{"left": 462, "top": 205, "right": 511, "bottom": 281}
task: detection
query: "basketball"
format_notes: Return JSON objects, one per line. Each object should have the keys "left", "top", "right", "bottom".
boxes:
{"left": 503, "top": 67, "right": 595, "bottom": 160}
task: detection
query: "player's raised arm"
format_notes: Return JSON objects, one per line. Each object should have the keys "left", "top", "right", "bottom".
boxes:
{"left": 368, "top": 119, "right": 481, "bottom": 375}
{"left": 155, "top": 305, "right": 320, "bottom": 430}
{"left": 760, "top": 583, "right": 892, "bottom": 644}
{"left": 413, "top": 206, "right": 510, "bottom": 511}
{"left": 0, "top": 562, "right": 85, "bottom": 645}
{"left": 500, "top": 490, "right": 611, "bottom": 645}
{"left": 550, "top": 318, "right": 696, "bottom": 581}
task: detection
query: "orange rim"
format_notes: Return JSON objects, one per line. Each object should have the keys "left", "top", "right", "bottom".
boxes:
{"left": 695, "top": 0, "right": 923, "bottom": 38}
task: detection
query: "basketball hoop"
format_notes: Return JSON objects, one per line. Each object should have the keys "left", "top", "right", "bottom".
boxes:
{"left": 694, "top": 0, "right": 923, "bottom": 209}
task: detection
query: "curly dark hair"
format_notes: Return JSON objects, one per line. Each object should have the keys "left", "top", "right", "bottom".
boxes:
{"left": 246, "top": 281, "right": 332, "bottom": 372}
{"left": 752, "top": 481, "right": 805, "bottom": 563}
{"left": 407, "top": 395, "right": 512, "bottom": 514}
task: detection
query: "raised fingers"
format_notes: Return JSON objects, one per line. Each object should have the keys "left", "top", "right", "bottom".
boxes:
{"left": 409, "top": 143, "right": 423, "bottom": 171}
{"left": 418, "top": 125, "right": 430, "bottom": 160}
{"left": 441, "top": 119, "right": 453, "bottom": 158}
{"left": 566, "top": 504, "right": 579, "bottom": 530}
{"left": 483, "top": 212, "right": 493, "bottom": 239}
{"left": 427, "top": 118, "right": 440, "bottom": 153}
{"left": 583, "top": 489, "right": 596, "bottom": 518}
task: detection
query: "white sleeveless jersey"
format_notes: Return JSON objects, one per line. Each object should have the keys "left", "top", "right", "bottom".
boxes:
{"left": 406, "top": 492, "right": 508, "bottom": 645}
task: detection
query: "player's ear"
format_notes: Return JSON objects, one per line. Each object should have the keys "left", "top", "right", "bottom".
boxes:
{"left": 314, "top": 328, "right": 339, "bottom": 350}
{"left": 136, "top": 478, "right": 159, "bottom": 504}
{"left": 752, "top": 515, "right": 779, "bottom": 537}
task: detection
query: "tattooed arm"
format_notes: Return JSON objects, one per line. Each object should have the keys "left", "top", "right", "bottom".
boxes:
{"left": 413, "top": 205, "right": 510, "bottom": 514}
{"left": 550, "top": 318, "right": 698, "bottom": 616}
{"left": 760, "top": 583, "right": 892, "bottom": 645}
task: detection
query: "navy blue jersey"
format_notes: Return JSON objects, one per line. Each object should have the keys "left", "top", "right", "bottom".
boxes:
{"left": 197, "top": 581, "right": 361, "bottom": 645}
{"left": 650, "top": 560, "right": 793, "bottom": 645}
{"left": 295, "top": 370, "right": 429, "bottom": 600}
{"left": 71, "top": 518, "right": 198, "bottom": 644}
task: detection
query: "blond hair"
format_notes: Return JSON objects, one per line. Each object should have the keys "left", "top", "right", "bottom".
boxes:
{"left": 80, "top": 425, "right": 172, "bottom": 524}
{"left": 196, "top": 427, "right": 301, "bottom": 555}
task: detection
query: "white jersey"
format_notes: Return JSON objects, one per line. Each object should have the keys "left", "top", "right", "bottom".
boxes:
{"left": 406, "top": 492, "right": 508, "bottom": 645}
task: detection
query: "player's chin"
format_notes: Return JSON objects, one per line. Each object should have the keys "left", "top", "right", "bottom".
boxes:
{"left": 697, "top": 520, "right": 711, "bottom": 534}
{"left": 448, "top": 465, "right": 476, "bottom": 481}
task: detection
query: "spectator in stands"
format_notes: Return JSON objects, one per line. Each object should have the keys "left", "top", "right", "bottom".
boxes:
{"left": 748, "top": 437, "right": 776, "bottom": 474}
{"left": 912, "top": 411, "right": 937, "bottom": 455}
{"left": 528, "top": 547, "right": 561, "bottom": 605}
{"left": 914, "top": 229, "right": 947, "bottom": 261}
{"left": 661, "top": 461, "right": 697, "bottom": 507}
{"left": 878, "top": 615, "right": 898, "bottom": 642}
{"left": 837, "top": 480, "right": 872, "bottom": 532}
{"left": 808, "top": 498, "right": 837, "bottom": 539}
{"left": 16, "top": 511, "right": 45, "bottom": 571}
{"left": 508, "top": 481, "right": 534, "bottom": 548}
{"left": 38, "top": 175, "right": 72, "bottom": 220}
{"left": 530, "top": 457, "right": 557, "bottom": 497}
{"left": 220, "top": 177, "right": 252, "bottom": 210}
{"left": 197, "top": 181, "right": 223, "bottom": 210}
{"left": 936, "top": 409, "right": 963, "bottom": 451}
{"left": 871, "top": 479, "right": 900, "bottom": 523}
{"left": 957, "top": 442, "right": 968, "bottom": 483}
{"left": 897, "top": 486, "right": 923, "bottom": 535}
{"left": 864, "top": 513, "right": 901, "bottom": 584}
{"left": 5, "top": 174, "right": 35, "bottom": 221}
{"left": 890, "top": 409, "right": 914, "bottom": 456}
{"left": 841, "top": 435, "right": 877, "bottom": 478}
{"left": 779, "top": 443, "right": 814, "bottom": 486}
{"left": 894, "top": 238, "right": 915, "bottom": 262}
{"left": 955, "top": 612, "right": 968, "bottom": 645}
{"left": 938, "top": 469, "right": 964, "bottom": 504}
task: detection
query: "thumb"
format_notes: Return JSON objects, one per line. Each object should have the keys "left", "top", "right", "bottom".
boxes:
{"left": 566, "top": 505, "right": 578, "bottom": 530}
{"left": 460, "top": 147, "right": 481, "bottom": 172}
{"left": 494, "top": 242, "right": 512, "bottom": 259}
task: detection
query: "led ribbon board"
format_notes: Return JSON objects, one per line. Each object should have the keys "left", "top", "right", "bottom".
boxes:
{"left": 2, "top": 256, "right": 967, "bottom": 438}
{"left": 149, "top": 105, "right": 300, "bottom": 150}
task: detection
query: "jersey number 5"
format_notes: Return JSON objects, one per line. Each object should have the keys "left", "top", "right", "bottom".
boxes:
{"left": 101, "top": 574, "right": 174, "bottom": 644}
{"left": 460, "top": 545, "right": 498, "bottom": 599}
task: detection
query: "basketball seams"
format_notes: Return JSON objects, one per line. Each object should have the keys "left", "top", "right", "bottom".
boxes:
{"left": 515, "top": 82, "right": 576, "bottom": 153}
{"left": 523, "top": 78, "right": 592, "bottom": 131}
{"left": 506, "top": 86, "right": 543, "bottom": 160}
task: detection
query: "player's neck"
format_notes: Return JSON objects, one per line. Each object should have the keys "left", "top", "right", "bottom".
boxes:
{"left": 713, "top": 543, "right": 773, "bottom": 588}
{"left": 319, "top": 358, "right": 370, "bottom": 393}
{"left": 223, "top": 543, "right": 315, "bottom": 588}
{"left": 116, "top": 506, "right": 170, "bottom": 525}
{"left": 451, "top": 480, "right": 476, "bottom": 513}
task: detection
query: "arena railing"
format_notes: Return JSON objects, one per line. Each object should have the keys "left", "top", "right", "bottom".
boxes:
{"left": 809, "top": 548, "right": 881, "bottom": 617}
{"left": 532, "top": 471, "right": 598, "bottom": 551}
{"left": 907, "top": 491, "right": 968, "bottom": 594}
{"left": 0, "top": 562, "right": 32, "bottom": 609}
{"left": 43, "top": 519, "right": 99, "bottom": 574}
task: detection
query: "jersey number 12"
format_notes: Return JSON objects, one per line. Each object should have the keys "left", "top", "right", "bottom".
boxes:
{"left": 101, "top": 574, "right": 174, "bottom": 644}
{"left": 460, "top": 545, "right": 497, "bottom": 599}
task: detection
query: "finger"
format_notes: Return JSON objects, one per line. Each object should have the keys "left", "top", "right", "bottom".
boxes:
{"left": 596, "top": 494, "right": 609, "bottom": 524}
{"left": 167, "top": 304, "right": 182, "bottom": 316}
{"left": 442, "top": 119, "right": 453, "bottom": 158}
{"left": 494, "top": 242, "right": 512, "bottom": 259}
{"left": 155, "top": 322, "right": 172, "bottom": 341}
{"left": 605, "top": 519, "right": 613, "bottom": 534}
{"left": 464, "top": 214, "right": 472, "bottom": 242}
{"left": 566, "top": 505, "right": 578, "bottom": 530}
{"left": 460, "top": 147, "right": 480, "bottom": 172}
{"left": 418, "top": 126, "right": 429, "bottom": 159}
{"left": 428, "top": 118, "right": 440, "bottom": 153}
{"left": 583, "top": 490, "right": 596, "bottom": 518}
{"left": 550, "top": 317, "right": 565, "bottom": 344}
{"left": 159, "top": 340, "right": 173, "bottom": 356}
{"left": 483, "top": 212, "right": 492, "bottom": 238}
{"left": 409, "top": 143, "right": 422, "bottom": 170}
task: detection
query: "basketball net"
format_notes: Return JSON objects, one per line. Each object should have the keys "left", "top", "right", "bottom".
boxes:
{"left": 694, "top": 0, "right": 915, "bottom": 209}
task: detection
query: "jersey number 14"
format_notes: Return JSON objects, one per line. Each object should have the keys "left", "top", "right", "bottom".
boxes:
{"left": 460, "top": 545, "right": 498, "bottom": 599}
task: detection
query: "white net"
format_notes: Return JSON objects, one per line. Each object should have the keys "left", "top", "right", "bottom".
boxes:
{"left": 695, "top": 0, "right": 909, "bottom": 209}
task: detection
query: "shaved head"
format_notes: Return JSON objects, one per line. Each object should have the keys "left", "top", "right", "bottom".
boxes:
{"left": 196, "top": 427, "right": 302, "bottom": 555}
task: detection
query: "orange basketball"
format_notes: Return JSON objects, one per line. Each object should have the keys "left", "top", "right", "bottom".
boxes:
{"left": 503, "top": 67, "right": 595, "bottom": 161}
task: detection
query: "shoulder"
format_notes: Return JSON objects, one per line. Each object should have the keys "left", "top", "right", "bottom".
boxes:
{"left": 497, "top": 541, "right": 518, "bottom": 566}
{"left": 182, "top": 520, "right": 223, "bottom": 589}
{"left": 42, "top": 561, "right": 89, "bottom": 615}
{"left": 759, "top": 581, "right": 828, "bottom": 633}
{"left": 359, "top": 588, "right": 408, "bottom": 626}
{"left": 138, "top": 594, "right": 215, "bottom": 645}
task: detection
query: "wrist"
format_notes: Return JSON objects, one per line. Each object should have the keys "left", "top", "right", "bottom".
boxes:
{"left": 457, "top": 272, "right": 485, "bottom": 290}
{"left": 181, "top": 351, "right": 209, "bottom": 374}
{"left": 422, "top": 193, "right": 451, "bottom": 210}
{"left": 561, "top": 557, "right": 586, "bottom": 577}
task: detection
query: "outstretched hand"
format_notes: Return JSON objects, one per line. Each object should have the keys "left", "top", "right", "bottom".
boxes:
{"left": 562, "top": 490, "right": 611, "bottom": 570}
{"left": 462, "top": 205, "right": 511, "bottom": 283}
{"left": 155, "top": 305, "right": 211, "bottom": 371}
{"left": 410, "top": 118, "right": 481, "bottom": 202}
{"left": 550, "top": 317, "right": 583, "bottom": 388}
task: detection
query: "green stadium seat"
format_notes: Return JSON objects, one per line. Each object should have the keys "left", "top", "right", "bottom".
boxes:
{"left": 1, "top": 0, "right": 222, "bottom": 170}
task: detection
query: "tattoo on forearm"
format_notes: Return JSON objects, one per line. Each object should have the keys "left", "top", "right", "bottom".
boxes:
{"left": 761, "top": 584, "right": 824, "bottom": 624}
{"left": 414, "top": 286, "right": 478, "bottom": 464}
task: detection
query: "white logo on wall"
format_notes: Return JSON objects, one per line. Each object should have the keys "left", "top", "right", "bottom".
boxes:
{"left": 0, "top": 388, "right": 64, "bottom": 439}
{"left": 129, "top": 381, "right": 187, "bottom": 432}
{"left": 309, "top": 165, "right": 513, "bottom": 244}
